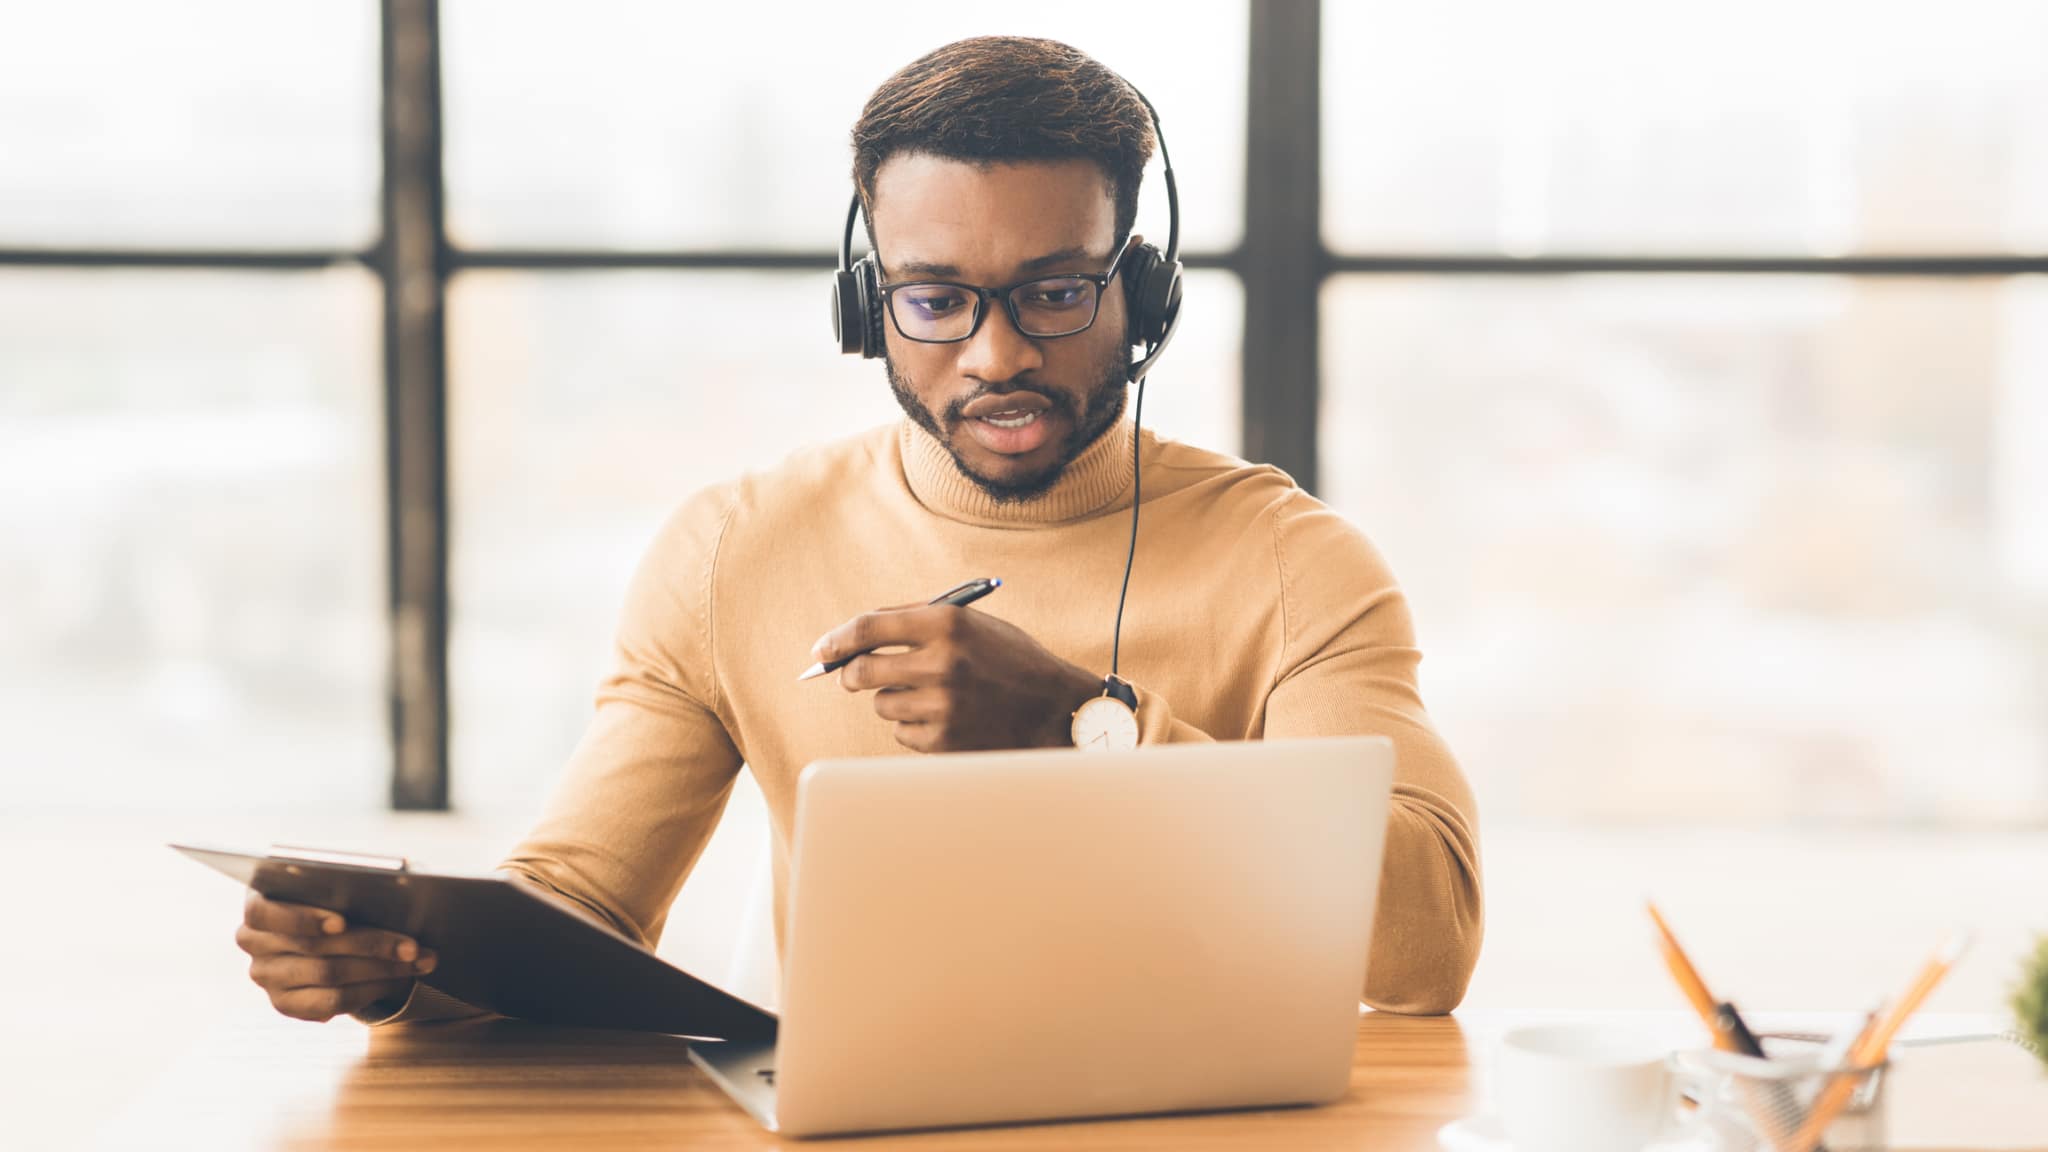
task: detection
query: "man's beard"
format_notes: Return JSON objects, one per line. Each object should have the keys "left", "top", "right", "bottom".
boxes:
{"left": 886, "top": 347, "right": 1130, "bottom": 505}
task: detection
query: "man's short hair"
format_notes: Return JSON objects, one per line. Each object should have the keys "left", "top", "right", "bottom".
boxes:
{"left": 851, "top": 36, "right": 1157, "bottom": 246}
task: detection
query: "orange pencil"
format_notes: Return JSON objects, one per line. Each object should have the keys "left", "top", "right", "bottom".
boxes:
{"left": 1651, "top": 903, "right": 1805, "bottom": 1144}
{"left": 1647, "top": 901, "right": 1740, "bottom": 1052}
{"left": 1787, "top": 931, "right": 1973, "bottom": 1152}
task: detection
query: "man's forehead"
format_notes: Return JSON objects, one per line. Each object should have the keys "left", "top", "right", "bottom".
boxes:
{"left": 869, "top": 154, "right": 1118, "bottom": 278}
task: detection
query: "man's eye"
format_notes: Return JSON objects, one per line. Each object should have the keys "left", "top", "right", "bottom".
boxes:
{"left": 1024, "top": 281, "right": 1089, "bottom": 308}
{"left": 902, "top": 289, "right": 968, "bottom": 317}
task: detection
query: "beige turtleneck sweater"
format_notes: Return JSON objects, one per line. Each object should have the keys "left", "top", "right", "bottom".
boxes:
{"left": 387, "top": 418, "right": 1482, "bottom": 1021}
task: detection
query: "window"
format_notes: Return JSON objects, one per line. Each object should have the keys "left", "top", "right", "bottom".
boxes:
{"left": 16, "top": 2, "right": 2042, "bottom": 829}
{"left": 0, "top": 270, "right": 386, "bottom": 808}
{"left": 439, "top": 7, "right": 1248, "bottom": 809}
{"left": 441, "top": 1, "right": 1246, "bottom": 251}
{"left": 0, "top": 2, "right": 379, "bottom": 248}
{"left": 1322, "top": 274, "right": 2048, "bottom": 824}
{"left": 1323, "top": 1, "right": 2048, "bottom": 255}
{"left": 0, "top": 0, "right": 385, "bottom": 810}
{"left": 1322, "top": 1, "right": 2048, "bottom": 824}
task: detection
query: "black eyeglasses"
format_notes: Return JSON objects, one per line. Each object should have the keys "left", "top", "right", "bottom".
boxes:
{"left": 876, "top": 236, "right": 1134, "bottom": 344}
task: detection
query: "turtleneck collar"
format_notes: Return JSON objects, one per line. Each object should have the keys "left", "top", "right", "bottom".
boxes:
{"left": 899, "top": 416, "right": 1139, "bottom": 527}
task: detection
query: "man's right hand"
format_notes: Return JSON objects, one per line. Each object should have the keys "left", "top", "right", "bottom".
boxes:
{"left": 236, "top": 890, "right": 437, "bottom": 1022}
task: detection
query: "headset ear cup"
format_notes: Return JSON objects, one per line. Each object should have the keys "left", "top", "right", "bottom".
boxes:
{"left": 1122, "top": 243, "right": 1182, "bottom": 348}
{"left": 859, "top": 256, "right": 885, "bottom": 359}
{"left": 833, "top": 268, "right": 864, "bottom": 355}
{"left": 1152, "top": 265, "right": 1183, "bottom": 344}
{"left": 1121, "top": 244, "right": 1161, "bottom": 346}
{"left": 832, "top": 255, "right": 887, "bottom": 357}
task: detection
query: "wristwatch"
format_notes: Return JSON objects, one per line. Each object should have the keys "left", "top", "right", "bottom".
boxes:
{"left": 1070, "top": 675, "right": 1139, "bottom": 752}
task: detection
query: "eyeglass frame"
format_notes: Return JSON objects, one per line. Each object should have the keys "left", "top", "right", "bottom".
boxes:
{"left": 874, "top": 234, "right": 1136, "bottom": 345}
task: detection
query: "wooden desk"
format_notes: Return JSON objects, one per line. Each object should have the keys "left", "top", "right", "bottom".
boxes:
{"left": 350, "top": 1014, "right": 1470, "bottom": 1150}
{"left": 102, "top": 1013, "right": 1467, "bottom": 1150}
{"left": 94, "top": 1011, "right": 2046, "bottom": 1151}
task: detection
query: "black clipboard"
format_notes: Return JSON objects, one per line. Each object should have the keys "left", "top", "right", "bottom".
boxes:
{"left": 174, "top": 842, "right": 778, "bottom": 1042}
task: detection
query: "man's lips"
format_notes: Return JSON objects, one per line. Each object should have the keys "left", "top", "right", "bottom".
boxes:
{"left": 958, "top": 391, "right": 1054, "bottom": 422}
{"left": 954, "top": 390, "right": 1063, "bottom": 456}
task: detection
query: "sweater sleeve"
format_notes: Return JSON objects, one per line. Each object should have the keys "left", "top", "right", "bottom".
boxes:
{"left": 1262, "top": 492, "right": 1484, "bottom": 1015}
{"left": 500, "top": 485, "right": 748, "bottom": 947}
{"left": 362, "top": 486, "right": 748, "bottom": 1028}
{"left": 1131, "top": 682, "right": 1218, "bottom": 746}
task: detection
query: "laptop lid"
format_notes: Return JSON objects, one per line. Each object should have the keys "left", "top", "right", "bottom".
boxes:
{"left": 769, "top": 735, "right": 1394, "bottom": 1137}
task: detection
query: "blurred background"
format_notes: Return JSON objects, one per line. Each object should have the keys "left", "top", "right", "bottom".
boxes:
{"left": 4, "top": 0, "right": 2046, "bottom": 1105}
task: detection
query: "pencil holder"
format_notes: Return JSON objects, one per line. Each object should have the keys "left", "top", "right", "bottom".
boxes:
{"left": 1670, "top": 1033, "right": 1888, "bottom": 1152}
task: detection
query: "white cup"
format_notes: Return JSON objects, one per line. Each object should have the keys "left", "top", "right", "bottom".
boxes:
{"left": 1496, "top": 1024, "right": 1678, "bottom": 1152}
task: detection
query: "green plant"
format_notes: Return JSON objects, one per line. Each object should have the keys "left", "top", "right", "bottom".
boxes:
{"left": 2016, "top": 935, "right": 2048, "bottom": 1070}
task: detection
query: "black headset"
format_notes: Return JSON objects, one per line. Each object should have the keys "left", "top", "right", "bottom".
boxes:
{"left": 830, "top": 89, "right": 1183, "bottom": 386}
{"left": 830, "top": 81, "right": 1182, "bottom": 689}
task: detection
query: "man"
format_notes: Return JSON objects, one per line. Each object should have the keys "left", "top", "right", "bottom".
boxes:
{"left": 236, "top": 36, "right": 1482, "bottom": 1023}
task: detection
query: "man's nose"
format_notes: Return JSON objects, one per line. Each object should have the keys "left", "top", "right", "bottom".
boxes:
{"left": 955, "top": 298, "right": 1045, "bottom": 383}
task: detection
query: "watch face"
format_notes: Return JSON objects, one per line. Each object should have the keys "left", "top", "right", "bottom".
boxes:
{"left": 1070, "top": 695, "right": 1139, "bottom": 752}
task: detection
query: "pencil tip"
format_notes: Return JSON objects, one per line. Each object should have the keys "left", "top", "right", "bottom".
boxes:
{"left": 796, "top": 664, "right": 825, "bottom": 682}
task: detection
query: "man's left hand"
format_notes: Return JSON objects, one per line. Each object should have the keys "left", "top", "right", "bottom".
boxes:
{"left": 814, "top": 605, "right": 1101, "bottom": 753}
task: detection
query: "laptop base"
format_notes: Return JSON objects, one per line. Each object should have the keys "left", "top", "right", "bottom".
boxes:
{"left": 687, "top": 1038, "right": 781, "bottom": 1132}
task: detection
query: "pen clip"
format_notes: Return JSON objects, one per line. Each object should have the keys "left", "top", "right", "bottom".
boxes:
{"left": 928, "top": 578, "right": 991, "bottom": 603}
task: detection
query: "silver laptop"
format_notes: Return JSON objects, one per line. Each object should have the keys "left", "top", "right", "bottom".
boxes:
{"left": 688, "top": 735, "right": 1394, "bottom": 1138}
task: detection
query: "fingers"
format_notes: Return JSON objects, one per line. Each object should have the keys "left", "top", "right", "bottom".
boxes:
{"left": 319, "top": 926, "right": 421, "bottom": 963}
{"left": 269, "top": 979, "right": 416, "bottom": 1023}
{"left": 889, "top": 720, "right": 937, "bottom": 754}
{"left": 837, "top": 649, "right": 947, "bottom": 693}
{"left": 240, "top": 889, "right": 439, "bottom": 1023}
{"left": 244, "top": 891, "right": 346, "bottom": 937}
{"left": 237, "top": 923, "right": 427, "bottom": 964}
{"left": 870, "top": 686, "right": 942, "bottom": 724}
{"left": 813, "top": 604, "right": 956, "bottom": 666}
{"left": 871, "top": 687, "right": 947, "bottom": 753}
{"left": 250, "top": 953, "right": 434, "bottom": 991}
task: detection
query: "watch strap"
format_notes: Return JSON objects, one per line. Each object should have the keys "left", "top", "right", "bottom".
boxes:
{"left": 1103, "top": 674, "right": 1138, "bottom": 711}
